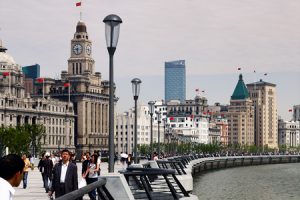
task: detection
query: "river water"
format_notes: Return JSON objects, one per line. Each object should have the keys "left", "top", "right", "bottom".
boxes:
{"left": 193, "top": 163, "right": 300, "bottom": 200}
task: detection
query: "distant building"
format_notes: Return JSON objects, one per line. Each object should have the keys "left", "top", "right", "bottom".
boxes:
{"left": 22, "top": 64, "right": 40, "bottom": 79}
{"left": 165, "top": 60, "right": 186, "bottom": 103}
{"left": 115, "top": 104, "right": 164, "bottom": 155}
{"left": 278, "top": 119, "right": 300, "bottom": 148}
{"left": 247, "top": 79, "right": 278, "bottom": 149}
{"left": 22, "top": 64, "right": 40, "bottom": 95}
{"left": 293, "top": 105, "right": 300, "bottom": 121}
{"left": 0, "top": 39, "right": 75, "bottom": 154}
{"left": 34, "top": 21, "right": 111, "bottom": 155}
{"left": 226, "top": 74, "right": 254, "bottom": 146}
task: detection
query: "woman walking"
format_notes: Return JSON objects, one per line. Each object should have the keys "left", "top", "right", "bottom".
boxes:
{"left": 83, "top": 154, "right": 99, "bottom": 200}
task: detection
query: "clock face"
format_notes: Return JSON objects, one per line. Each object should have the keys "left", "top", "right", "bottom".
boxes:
{"left": 73, "top": 44, "right": 83, "bottom": 55}
{"left": 86, "top": 45, "right": 92, "bottom": 55}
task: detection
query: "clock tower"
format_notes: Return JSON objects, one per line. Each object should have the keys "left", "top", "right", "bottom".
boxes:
{"left": 68, "top": 21, "right": 95, "bottom": 75}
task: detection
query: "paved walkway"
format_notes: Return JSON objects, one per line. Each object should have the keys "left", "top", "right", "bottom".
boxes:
{"left": 14, "top": 161, "right": 130, "bottom": 200}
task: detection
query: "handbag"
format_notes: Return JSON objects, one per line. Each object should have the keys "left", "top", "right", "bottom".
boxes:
{"left": 79, "top": 178, "right": 87, "bottom": 188}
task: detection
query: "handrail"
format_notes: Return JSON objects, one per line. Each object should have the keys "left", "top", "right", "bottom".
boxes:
{"left": 157, "top": 160, "right": 187, "bottom": 175}
{"left": 121, "top": 167, "right": 189, "bottom": 200}
{"left": 55, "top": 178, "right": 114, "bottom": 200}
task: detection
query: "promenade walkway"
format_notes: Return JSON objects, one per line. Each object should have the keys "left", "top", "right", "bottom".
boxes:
{"left": 14, "top": 160, "right": 129, "bottom": 200}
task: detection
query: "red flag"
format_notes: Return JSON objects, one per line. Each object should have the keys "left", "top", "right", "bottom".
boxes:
{"left": 169, "top": 117, "right": 174, "bottom": 121}
{"left": 190, "top": 115, "right": 194, "bottom": 119}
{"left": 1, "top": 72, "right": 9, "bottom": 76}
{"left": 36, "top": 78, "right": 44, "bottom": 83}
{"left": 203, "top": 112, "right": 207, "bottom": 115}
{"left": 76, "top": 2, "right": 81, "bottom": 6}
{"left": 64, "top": 83, "right": 70, "bottom": 87}
{"left": 238, "top": 67, "right": 241, "bottom": 70}
{"left": 289, "top": 109, "right": 293, "bottom": 112}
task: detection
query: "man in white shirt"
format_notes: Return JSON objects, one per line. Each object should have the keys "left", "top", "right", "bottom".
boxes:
{"left": 0, "top": 154, "right": 25, "bottom": 200}
{"left": 49, "top": 149, "right": 78, "bottom": 198}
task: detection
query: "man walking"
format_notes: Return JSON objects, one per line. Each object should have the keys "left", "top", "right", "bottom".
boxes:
{"left": 22, "top": 154, "right": 31, "bottom": 189}
{"left": 41, "top": 152, "right": 53, "bottom": 193}
{"left": 49, "top": 149, "right": 78, "bottom": 198}
{"left": 0, "top": 154, "right": 25, "bottom": 200}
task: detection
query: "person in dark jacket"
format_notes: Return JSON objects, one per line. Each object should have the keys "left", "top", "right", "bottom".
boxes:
{"left": 48, "top": 149, "right": 78, "bottom": 199}
{"left": 41, "top": 152, "right": 53, "bottom": 193}
{"left": 37, "top": 153, "right": 46, "bottom": 188}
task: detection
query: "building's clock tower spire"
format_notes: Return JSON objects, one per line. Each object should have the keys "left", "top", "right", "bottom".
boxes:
{"left": 68, "top": 21, "right": 95, "bottom": 75}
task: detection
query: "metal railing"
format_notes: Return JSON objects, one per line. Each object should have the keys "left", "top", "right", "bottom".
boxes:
{"left": 157, "top": 160, "right": 187, "bottom": 175}
{"left": 55, "top": 178, "right": 114, "bottom": 200}
{"left": 121, "top": 167, "right": 189, "bottom": 200}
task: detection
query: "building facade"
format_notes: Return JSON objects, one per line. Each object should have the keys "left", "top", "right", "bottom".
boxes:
{"left": 34, "top": 21, "right": 111, "bottom": 155}
{"left": 165, "top": 60, "right": 186, "bottom": 103}
{"left": 115, "top": 104, "right": 164, "bottom": 155}
{"left": 247, "top": 79, "right": 278, "bottom": 149}
{"left": 22, "top": 64, "right": 40, "bottom": 95}
{"left": 278, "top": 119, "right": 300, "bottom": 148}
{"left": 0, "top": 39, "right": 75, "bottom": 154}
{"left": 226, "top": 74, "right": 255, "bottom": 146}
{"left": 293, "top": 105, "right": 300, "bottom": 122}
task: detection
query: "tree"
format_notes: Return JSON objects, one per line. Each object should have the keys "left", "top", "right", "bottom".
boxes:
{"left": 0, "top": 124, "right": 45, "bottom": 156}
{"left": 25, "top": 124, "right": 46, "bottom": 156}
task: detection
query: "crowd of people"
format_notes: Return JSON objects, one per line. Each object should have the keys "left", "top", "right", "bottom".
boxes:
{"left": 0, "top": 150, "right": 167, "bottom": 200}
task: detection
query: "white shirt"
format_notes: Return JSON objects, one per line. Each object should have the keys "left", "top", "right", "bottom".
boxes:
{"left": 0, "top": 177, "right": 15, "bottom": 200}
{"left": 88, "top": 163, "right": 98, "bottom": 178}
{"left": 60, "top": 162, "right": 69, "bottom": 183}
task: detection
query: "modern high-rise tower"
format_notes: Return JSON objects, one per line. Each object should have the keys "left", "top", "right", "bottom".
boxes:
{"left": 247, "top": 79, "right": 278, "bottom": 149}
{"left": 165, "top": 60, "right": 186, "bottom": 103}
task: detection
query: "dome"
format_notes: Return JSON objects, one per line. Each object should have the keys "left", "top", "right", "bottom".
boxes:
{"left": 0, "top": 52, "right": 16, "bottom": 65}
{"left": 76, "top": 21, "right": 87, "bottom": 33}
{"left": 0, "top": 39, "right": 16, "bottom": 66}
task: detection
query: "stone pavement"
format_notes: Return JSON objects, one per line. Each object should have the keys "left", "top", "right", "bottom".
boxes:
{"left": 14, "top": 160, "right": 131, "bottom": 200}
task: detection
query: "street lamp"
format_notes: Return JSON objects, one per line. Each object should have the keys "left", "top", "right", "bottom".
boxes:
{"left": 148, "top": 101, "right": 155, "bottom": 159}
{"left": 131, "top": 78, "right": 142, "bottom": 164}
{"left": 103, "top": 14, "right": 122, "bottom": 173}
{"left": 156, "top": 111, "right": 161, "bottom": 158}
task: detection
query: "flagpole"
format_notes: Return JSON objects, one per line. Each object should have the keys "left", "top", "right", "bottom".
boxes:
{"left": 80, "top": 1, "right": 82, "bottom": 21}
{"left": 8, "top": 71, "right": 11, "bottom": 97}
{"left": 42, "top": 79, "right": 44, "bottom": 99}
{"left": 68, "top": 83, "right": 70, "bottom": 106}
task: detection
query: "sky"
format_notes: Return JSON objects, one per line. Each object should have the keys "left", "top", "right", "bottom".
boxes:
{"left": 0, "top": 0, "right": 299, "bottom": 120}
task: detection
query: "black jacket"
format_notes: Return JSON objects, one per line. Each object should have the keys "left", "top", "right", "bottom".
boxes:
{"left": 51, "top": 162, "right": 78, "bottom": 198}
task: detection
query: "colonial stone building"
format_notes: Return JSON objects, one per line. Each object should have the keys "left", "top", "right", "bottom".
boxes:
{"left": 247, "top": 79, "right": 278, "bottom": 149}
{"left": 34, "top": 21, "right": 111, "bottom": 155}
{"left": 278, "top": 119, "right": 300, "bottom": 148}
{"left": 0, "top": 39, "right": 75, "bottom": 154}
{"left": 226, "top": 74, "right": 255, "bottom": 146}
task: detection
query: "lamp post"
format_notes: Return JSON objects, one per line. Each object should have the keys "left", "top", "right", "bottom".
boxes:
{"left": 131, "top": 78, "right": 142, "bottom": 164}
{"left": 148, "top": 101, "right": 155, "bottom": 159}
{"left": 103, "top": 14, "right": 122, "bottom": 173}
{"left": 156, "top": 111, "right": 161, "bottom": 158}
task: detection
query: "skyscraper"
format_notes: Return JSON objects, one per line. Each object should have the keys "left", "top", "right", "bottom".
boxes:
{"left": 165, "top": 60, "right": 186, "bottom": 103}
{"left": 22, "top": 64, "right": 40, "bottom": 79}
{"left": 247, "top": 79, "right": 278, "bottom": 149}
{"left": 22, "top": 64, "right": 40, "bottom": 95}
